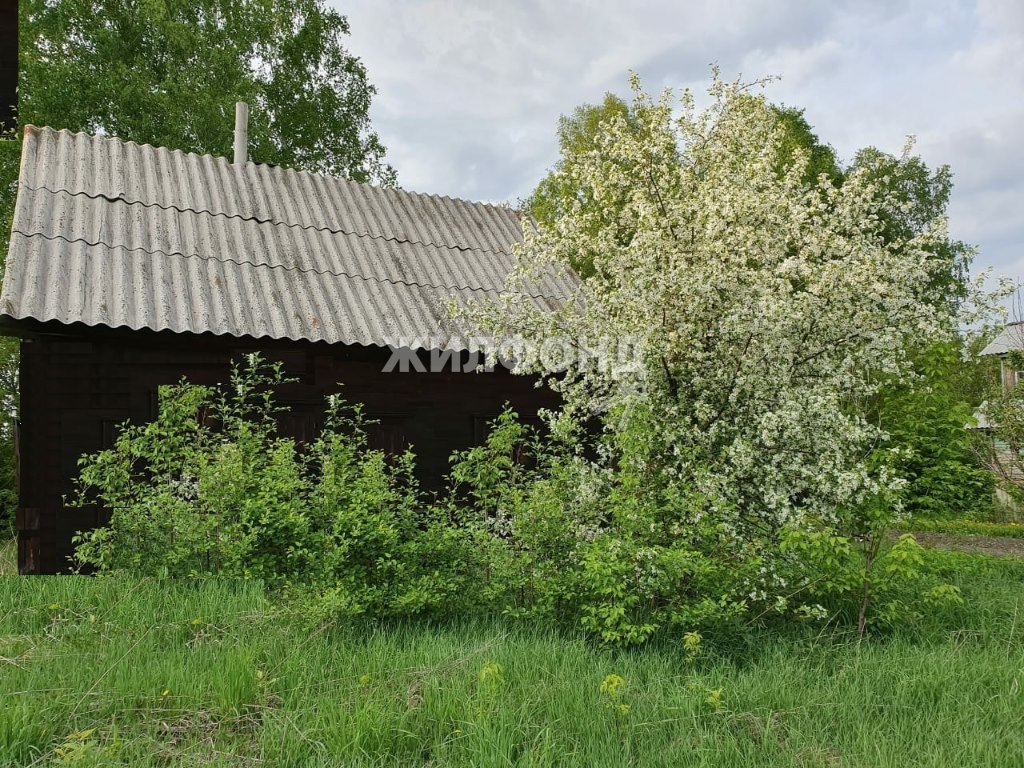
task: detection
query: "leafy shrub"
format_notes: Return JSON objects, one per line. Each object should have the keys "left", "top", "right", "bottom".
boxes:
{"left": 873, "top": 341, "right": 993, "bottom": 520}
{"left": 442, "top": 408, "right": 954, "bottom": 643}
{"left": 778, "top": 527, "right": 964, "bottom": 634}
{"left": 72, "top": 355, "right": 479, "bottom": 618}
{"left": 73, "top": 360, "right": 966, "bottom": 645}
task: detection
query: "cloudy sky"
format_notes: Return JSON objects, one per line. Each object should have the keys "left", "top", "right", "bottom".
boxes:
{"left": 335, "top": 0, "right": 1023, "bottom": 283}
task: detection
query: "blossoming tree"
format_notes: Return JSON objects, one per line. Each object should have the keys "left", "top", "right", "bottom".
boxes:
{"left": 464, "top": 75, "right": 963, "bottom": 621}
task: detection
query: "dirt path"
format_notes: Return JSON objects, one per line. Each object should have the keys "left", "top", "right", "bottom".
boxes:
{"left": 902, "top": 532, "right": 1024, "bottom": 558}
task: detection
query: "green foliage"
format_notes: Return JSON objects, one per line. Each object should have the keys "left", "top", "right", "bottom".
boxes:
{"left": 850, "top": 146, "right": 972, "bottom": 309}
{"left": 850, "top": 152, "right": 990, "bottom": 524}
{"left": 527, "top": 93, "right": 634, "bottom": 228}
{"left": 0, "top": 537, "right": 13, "bottom": 574}
{"left": 779, "top": 527, "right": 963, "bottom": 633}
{"left": 80, "top": 388, "right": 948, "bottom": 645}
{"left": 770, "top": 105, "right": 843, "bottom": 187}
{"left": 0, "top": 136, "right": 18, "bottom": 537}
{"left": 72, "top": 355, "right": 472, "bottom": 617}
{"left": 443, "top": 408, "right": 951, "bottom": 644}
{"left": 874, "top": 340, "right": 993, "bottom": 518}
{"left": 527, "top": 97, "right": 842, "bottom": 278}
{"left": 20, "top": 0, "right": 395, "bottom": 184}
{"left": 525, "top": 93, "right": 648, "bottom": 277}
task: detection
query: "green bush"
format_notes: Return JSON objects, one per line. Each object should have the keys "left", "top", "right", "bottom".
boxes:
{"left": 73, "top": 360, "right": 965, "bottom": 645}
{"left": 873, "top": 341, "right": 994, "bottom": 519}
{"left": 442, "top": 409, "right": 958, "bottom": 644}
{"left": 72, "top": 355, "right": 479, "bottom": 618}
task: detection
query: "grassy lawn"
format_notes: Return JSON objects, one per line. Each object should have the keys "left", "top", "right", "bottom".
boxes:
{"left": 2, "top": 551, "right": 1024, "bottom": 767}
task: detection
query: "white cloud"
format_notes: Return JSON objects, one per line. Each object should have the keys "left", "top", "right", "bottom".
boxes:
{"left": 977, "top": 0, "right": 1024, "bottom": 30}
{"left": 335, "top": 0, "right": 1024, "bottom": 282}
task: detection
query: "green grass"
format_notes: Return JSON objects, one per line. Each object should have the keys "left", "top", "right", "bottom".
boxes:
{"left": 0, "top": 537, "right": 13, "bottom": 575}
{"left": 2, "top": 553, "right": 1024, "bottom": 767}
{"left": 905, "top": 518, "right": 1024, "bottom": 538}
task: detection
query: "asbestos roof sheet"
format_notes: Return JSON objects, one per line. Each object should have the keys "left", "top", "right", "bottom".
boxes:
{"left": 0, "top": 126, "right": 574, "bottom": 349}
{"left": 981, "top": 323, "right": 1024, "bottom": 356}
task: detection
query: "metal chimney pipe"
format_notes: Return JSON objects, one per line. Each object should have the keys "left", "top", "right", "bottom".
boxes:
{"left": 233, "top": 102, "right": 249, "bottom": 164}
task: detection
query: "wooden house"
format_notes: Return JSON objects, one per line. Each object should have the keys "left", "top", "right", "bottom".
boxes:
{"left": 981, "top": 322, "right": 1024, "bottom": 392}
{"left": 0, "top": 124, "right": 572, "bottom": 574}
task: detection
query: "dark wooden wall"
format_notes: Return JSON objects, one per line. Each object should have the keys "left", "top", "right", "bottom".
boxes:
{"left": 0, "top": 0, "right": 14, "bottom": 132}
{"left": 17, "top": 328, "right": 558, "bottom": 574}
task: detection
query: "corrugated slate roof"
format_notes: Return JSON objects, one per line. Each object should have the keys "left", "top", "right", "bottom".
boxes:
{"left": 0, "top": 126, "right": 574, "bottom": 349}
{"left": 981, "top": 323, "right": 1024, "bottom": 356}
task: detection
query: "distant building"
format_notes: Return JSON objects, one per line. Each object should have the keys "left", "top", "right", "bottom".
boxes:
{"left": 0, "top": 125, "right": 573, "bottom": 574}
{"left": 980, "top": 321, "right": 1024, "bottom": 391}
{"left": 975, "top": 323, "right": 1024, "bottom": 495}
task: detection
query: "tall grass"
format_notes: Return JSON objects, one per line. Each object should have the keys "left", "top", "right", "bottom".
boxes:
{"left": 0, "top": 537, "right": 13, "bottom": 576}
{"left": 1, "top": 550, "right": 1023, "bottom": 767}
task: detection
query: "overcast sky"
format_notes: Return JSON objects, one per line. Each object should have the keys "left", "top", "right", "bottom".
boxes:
{"left": 334, "top": 0, "right": 1023, "bottom": 283}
